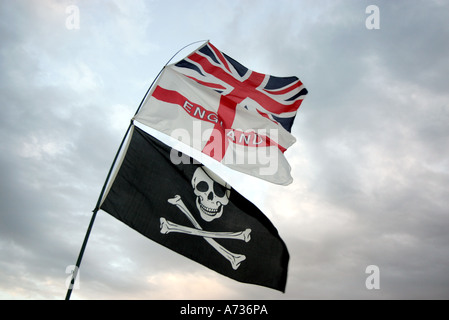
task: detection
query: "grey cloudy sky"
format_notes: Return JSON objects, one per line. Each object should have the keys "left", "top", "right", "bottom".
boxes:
{"left": 1, "top": 0, "right": 448, "bottom": 299}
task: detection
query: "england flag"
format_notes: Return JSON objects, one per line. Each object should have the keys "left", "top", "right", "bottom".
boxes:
{"left": 133, "top": 41, "right": 308, "bottom": 185}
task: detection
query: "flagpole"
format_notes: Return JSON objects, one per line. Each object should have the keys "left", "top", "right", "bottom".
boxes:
{"left": 133, "top": 39, "right": 208, "bottom": 116}
{"left": 65, "top": 121, "right": 133, "bottom": 300}
{"left": 65, "top": 39, "right": 209, "bottom": 300}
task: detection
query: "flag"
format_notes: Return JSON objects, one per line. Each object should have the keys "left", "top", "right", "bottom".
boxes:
{"left": 100, "top": 125, "right": 289, "bottom": 292}
{"left": 173, "top": 41, "right": 307, "bottom": 133}
{"left": 133, "top": 41, "right": 307, "bottom": 185}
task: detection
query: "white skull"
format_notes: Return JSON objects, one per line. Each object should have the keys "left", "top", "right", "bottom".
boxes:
{"left": 191, "top": 167, "right": 230, "bottom": 222}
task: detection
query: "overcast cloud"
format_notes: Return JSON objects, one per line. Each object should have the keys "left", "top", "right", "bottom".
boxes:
{"left": 1, "top": 0, "right": 448, "bottom": 300}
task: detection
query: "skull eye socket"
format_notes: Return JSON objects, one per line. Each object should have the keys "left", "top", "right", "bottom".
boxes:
{"left": 213, "top": 182, "right": 226, "bottom": 198}
{"left": 196, "top": 181, "right": 209, "bottom": 193}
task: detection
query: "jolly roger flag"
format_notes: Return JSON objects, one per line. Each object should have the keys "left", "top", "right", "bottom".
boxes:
{"left": 100, "top": 125, "right": 289, "bottom": 292}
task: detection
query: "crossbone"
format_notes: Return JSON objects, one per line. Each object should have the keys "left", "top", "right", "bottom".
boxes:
{"left": 165, "top": 195, "right": 249, "bottom": 270}
{"left": 160, "top": 217, "right": 251, "bottom": 242}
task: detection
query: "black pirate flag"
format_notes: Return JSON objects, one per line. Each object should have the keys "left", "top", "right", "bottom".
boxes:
{"left": 100, "top": 125, "right": 289, "bottom": 292}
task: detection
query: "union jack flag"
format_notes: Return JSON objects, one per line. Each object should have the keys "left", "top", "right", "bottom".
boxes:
{"left": 134, "top": 41, "right": 308, "bottom": 185}
{"left": 173, "top": 41, "right": 308, "bottom": 133}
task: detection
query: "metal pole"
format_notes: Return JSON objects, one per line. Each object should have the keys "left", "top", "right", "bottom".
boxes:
{"left": 65, "top": 121, "right": 133, "bottom": 300}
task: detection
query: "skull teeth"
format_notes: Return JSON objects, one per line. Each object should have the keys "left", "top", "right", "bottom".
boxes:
{"left": 200, "top": 202, "right": 221, "bottom": 215}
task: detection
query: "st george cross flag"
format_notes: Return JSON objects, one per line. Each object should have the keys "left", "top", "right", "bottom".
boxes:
{"left": 133, "top": 41, "right": 307, "bottom": 185}
{"left": 100, "top": 125, "right": 289, "bottom": 292}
